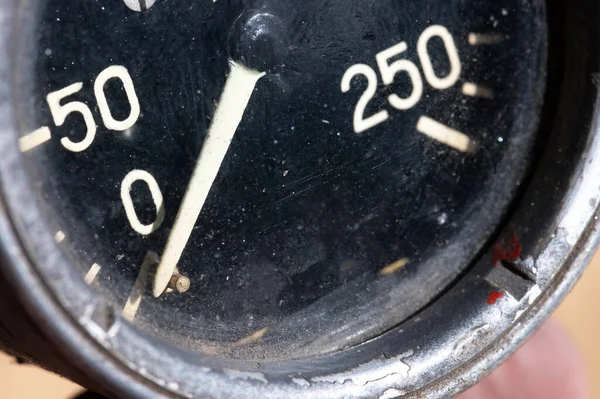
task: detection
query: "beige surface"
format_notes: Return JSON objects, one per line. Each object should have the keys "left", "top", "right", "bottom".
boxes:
{"left": 555, "top": 250, "right": 600, "bottom": 399}
{"left": 0, "top": 353, "right": 82, "bottom": 398}
{"left": 0, "top": 254, "right": 599, "bottom": 399}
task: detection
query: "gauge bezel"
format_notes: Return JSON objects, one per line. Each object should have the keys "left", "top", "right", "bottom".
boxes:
{"left": 1, "top": 0, "right": 600, "bottom": 398}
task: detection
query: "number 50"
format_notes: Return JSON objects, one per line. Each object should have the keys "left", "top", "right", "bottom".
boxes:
{"left": 46, "top": 65, "right": 141, "bottom": 152}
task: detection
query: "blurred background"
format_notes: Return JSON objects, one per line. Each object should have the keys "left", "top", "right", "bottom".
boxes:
{"left": 1, "top": 252, "right": 598, "bottom": 399}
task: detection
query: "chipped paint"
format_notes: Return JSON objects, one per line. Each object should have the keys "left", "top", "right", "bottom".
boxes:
{"left": 292, "top": 378, "right": 311, "bottom": 387}
{"left": 79, "top": 302, "right": 119, "bottom": 342}
{"left": 452, "top": 325, "right": 492, "bottom": 359}
{"left": 558, "top": 132, "right": 600, "bottom": 246}
{"left": 312, "top": 350, "right": 413, "bottom": 386}
{"left": 380, "top": 388, "right": 405, "bottom": 399}
{"left": 513, "top": 309, "right": 526, "bottom": 323}
{"left": 522, "top": 256, "right": 538, "bottom": 276}
{"left": 526, "top": 285, "right": 542, "bottom": 305}
{"left": 223, "top": 369, "right": 268, "bottom": 384}
{"left": 513, "top": 285, "right": 542, "bottom": 322}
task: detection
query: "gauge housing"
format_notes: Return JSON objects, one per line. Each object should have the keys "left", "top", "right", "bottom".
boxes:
{"left": 0, "top": 0, "right": 599, "bottom": 398}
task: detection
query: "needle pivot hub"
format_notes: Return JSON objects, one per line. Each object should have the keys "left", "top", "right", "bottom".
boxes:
{"left": 229, "top": 10, "right": 287, "bottom": 72}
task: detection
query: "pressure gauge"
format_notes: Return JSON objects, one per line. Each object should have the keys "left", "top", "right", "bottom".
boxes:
{"left": 0, "top": 0, "right": 599, "bottom": 398}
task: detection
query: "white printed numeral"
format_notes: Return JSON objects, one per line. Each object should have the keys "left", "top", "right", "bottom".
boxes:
{"left": 95, "top": 65, "right": 141, "bottom": 131}
{"left": 417, "top": 25, "right": 462, "bottom": 90}
{"left": 341, "top": 64, "right": 389, "bottom": 134}
{"left": 47, "top": 83, "right": 97, "bottom": 152}
{"left": 46, "top": 65, "right": 140, "bottom": 152}
{"left": 341, "top": 24, "right": 462, "bottom": 134}
{"left": 121, "top": 170, "right": 165, "bottom": 236}
{"left": 376, "top": 42, "right": 423, "bottom": 110}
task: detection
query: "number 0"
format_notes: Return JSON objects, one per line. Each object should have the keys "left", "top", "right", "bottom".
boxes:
{"left": 417, "top": 25, "right": 462, "bottom": 90}
{"left": 121, "top": 170, "right": 165, "bottom": 236}
{"left": 94, "top": 65, "right": 141, "bottom": 131}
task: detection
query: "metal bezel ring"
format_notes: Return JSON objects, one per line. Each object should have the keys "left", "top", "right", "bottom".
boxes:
{"left": 0, "top": 0, "right": 599, "bottom": 398}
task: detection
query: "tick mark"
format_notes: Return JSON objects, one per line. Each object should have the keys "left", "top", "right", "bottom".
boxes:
{"left": 84, "top": 263, "right": 101, "bottom": 285}
{"left": 379, "top": 258, "right": 409, "bottom": 276}
{"left": 462, "top": 82, "right": 494, "bottom": 99}
{"left": 19, "top": 127, "right": 51, "bottom": 152}
{"left": 54, "top": 231, "right": 66, "bottom": 243}
{"left": 123, "top": 251, "right": 158, "bottom": 321}
{"left": 417, "top": 116, "right": 476, "bottom": 153}
{"left": 232, "top": 327, "right": 269, "bottom": 348}
{"left": 468, "top": 33, "right": 505, "bottom": 45}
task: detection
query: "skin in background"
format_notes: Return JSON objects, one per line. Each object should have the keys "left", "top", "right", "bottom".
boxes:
{"left": 458, "top": 321, "right": 589, "bottom": 399}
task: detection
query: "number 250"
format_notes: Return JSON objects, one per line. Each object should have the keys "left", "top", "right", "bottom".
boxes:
{"left": 341, "top": 25, "right": 461, "bottom": 134}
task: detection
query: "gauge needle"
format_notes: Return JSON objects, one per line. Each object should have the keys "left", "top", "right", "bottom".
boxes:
{"left": 153, "top": 61, "right": 265, "bottom": 297}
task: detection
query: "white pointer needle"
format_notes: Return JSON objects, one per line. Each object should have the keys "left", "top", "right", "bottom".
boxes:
{"left": 153, "top": 62, "right": 265, "bottom": 297}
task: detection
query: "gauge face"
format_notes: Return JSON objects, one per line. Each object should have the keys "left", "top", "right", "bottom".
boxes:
{"left": 17, "top": 0, "right": 546, "bottom": 360}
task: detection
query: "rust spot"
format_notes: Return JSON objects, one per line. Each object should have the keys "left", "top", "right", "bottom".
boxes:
{"left": 487, "top": 291, "right": 505, "bottom": 305}
{"left": 493, "top": 233, "right": 522, "bottom": 267}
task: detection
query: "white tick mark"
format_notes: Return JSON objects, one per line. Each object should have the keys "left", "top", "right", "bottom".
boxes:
{"left": 231, "top": 327, "right": 269, "bottom": 348}
{"left": 380, "top": 258, "right": 409, "bottom": 276}
{"left": 54, "top": 231, "right": 66, "bottom": 243}
{"left": 417, "top": 116, "right": 476, "bottom": 153}
{"left": 84, "top": 263, "right": 102, "bottom": 285}
{"left": 462, "top": 82, "right": 494, "bottom": 99}
{"left": 468, "top": 33, "right": 505, "bottom": 46}
{"left": 123, "top": 251, "right": 158, "bottom": 321}
{"left": 19, "top": 127, "right": 51, "bottom": 152}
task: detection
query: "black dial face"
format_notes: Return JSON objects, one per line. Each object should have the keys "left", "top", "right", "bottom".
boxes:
{"left": 17, "top": 0, "right": 546, "bottom": 360}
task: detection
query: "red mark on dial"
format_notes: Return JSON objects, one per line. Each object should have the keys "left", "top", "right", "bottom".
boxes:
{"left": 488, "top": 291, "right": 505, "bottom": 305}
{"left": 493, "top": 233, "right": 522, "bottom": 267}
